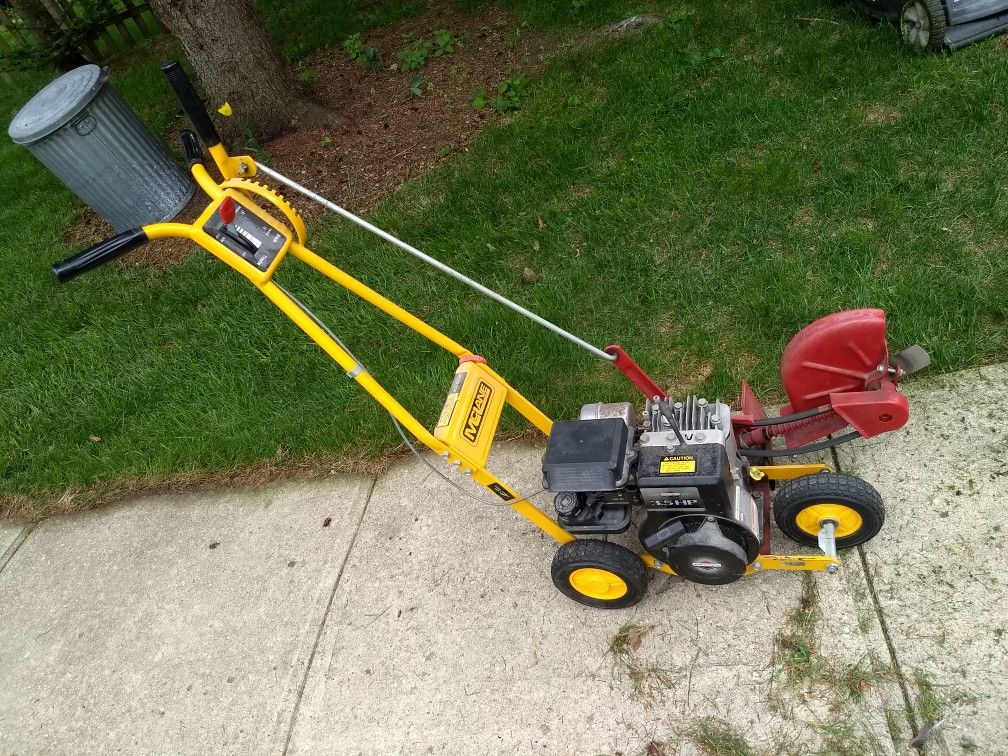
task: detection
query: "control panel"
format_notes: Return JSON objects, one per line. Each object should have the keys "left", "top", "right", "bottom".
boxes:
{"left": 203, "top": 196, "right": 290, "bottom": 272}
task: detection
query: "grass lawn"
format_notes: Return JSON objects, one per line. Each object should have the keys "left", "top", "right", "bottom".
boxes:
{"left": 2, "top": 0, "right": 1006, "bottom": 513}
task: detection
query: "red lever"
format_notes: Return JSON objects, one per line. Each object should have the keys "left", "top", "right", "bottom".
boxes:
{"left": 605, "top": 344, "right": 666, "bottom": 400}
{"left": 219, "top": 196, "right": 236, "bottom": 225}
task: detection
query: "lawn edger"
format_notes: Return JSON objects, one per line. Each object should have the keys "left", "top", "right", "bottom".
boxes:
{"left": 51, "top": 62, "right": 930, "bottom": 608}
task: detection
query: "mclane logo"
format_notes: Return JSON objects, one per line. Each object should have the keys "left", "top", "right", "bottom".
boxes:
{"left": 463, "top": 381, "right": 493, "bottom": 443}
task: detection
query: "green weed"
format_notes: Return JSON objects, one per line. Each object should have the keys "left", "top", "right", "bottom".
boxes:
{"left": 343, "top": 33, "right": 383, "bottom": 70}
{"left": 492, "top": 75, "right": 526, "bottom": 113}
{"left": 297, "top": 67, "right": 315, "bottom": 87}
{"left": 397, "top": 38, "right": 432, "bottom": 71}
{"left": 914, "top": 670, "right": 943, "bottom": 723}
{"left": 775, "top": 574, "right": 822, "bottom": 683}
{"left": 433, "top": 28, "right": 456, "bottom": 56}
{"left": 690, "top": 718, "right": 755, "bottom": 756}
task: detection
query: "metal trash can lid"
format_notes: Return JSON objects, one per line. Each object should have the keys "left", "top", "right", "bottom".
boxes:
{"left": 8, "top": 64, "right": 109, "bottom": 145}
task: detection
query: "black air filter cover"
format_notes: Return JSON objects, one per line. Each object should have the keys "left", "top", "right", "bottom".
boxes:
{"left": 542, "top": 418, "right": 628, "bottom": 492}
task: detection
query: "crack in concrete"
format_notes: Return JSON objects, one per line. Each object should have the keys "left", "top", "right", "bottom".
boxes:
{"left": 280, "top": 475, "right": 379, "bottom": 756}
{"left": 855, "top": 546, "right": 922, "bottom": 744}
{"left": 830, "top": 447, "right": 924, "bottom": 753}
{"left": 0, "top": 524, "right": 33, "bottom": 575}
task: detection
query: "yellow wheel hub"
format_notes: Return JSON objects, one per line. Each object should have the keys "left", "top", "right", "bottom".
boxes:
{"left": 568, "top": 567, "right": 627, "bottom": 600}
{"left": 796, "top": 503, "right": 863, "bottom": 537}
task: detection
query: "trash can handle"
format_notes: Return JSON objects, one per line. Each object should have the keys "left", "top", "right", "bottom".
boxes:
{"left": 161, "top": 60, "right": 221, "bottom": 148}
{"left": 52, "top": 228, "right": 148, "bottom": 283}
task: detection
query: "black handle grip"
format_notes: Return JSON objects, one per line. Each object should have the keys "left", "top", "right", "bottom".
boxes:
{"left": 161, "top": 60, "right": 221, "bottom": 147}
{"left": 52, "top": 228, "right": 148, "bottom": 283}
{"left": 180, "top": 129, "right": 204, "bottom": 167}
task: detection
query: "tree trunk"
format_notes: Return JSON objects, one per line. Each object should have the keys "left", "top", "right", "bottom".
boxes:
{"left": 147, "top": 0, "right": 329, "bottom": 142}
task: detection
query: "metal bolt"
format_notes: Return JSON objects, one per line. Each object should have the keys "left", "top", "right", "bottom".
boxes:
{"left": 238, "top": 161, "right": 249, "bottom": 175}
{"left": 826, "top": 563, "right": 839, "bottom": 575}
{"left": 752, "top": 561, "right": 762, "bottom": 571}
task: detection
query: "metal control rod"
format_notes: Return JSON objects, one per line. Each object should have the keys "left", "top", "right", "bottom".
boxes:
{"left": 255, "top": 163, "right": 617, "bottom": 362}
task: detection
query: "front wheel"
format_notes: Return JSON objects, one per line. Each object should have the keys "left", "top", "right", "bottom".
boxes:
{"left": 551, "top": 539, "right": 648, "bottom": 609}
{"left": 773, "top": 472, "right": 885, "bottom": 549}
{"left": 899, "top": 0, "right": 947, "bottom": 51}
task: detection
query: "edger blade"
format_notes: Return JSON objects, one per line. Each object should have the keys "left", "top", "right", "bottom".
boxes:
{"left": 892, "top": 344, "right": 931, "bottom": 376}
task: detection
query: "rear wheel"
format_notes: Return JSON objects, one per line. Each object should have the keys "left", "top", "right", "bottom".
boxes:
{"left": 774, "top": 472, "right": 885, "bottom": 549}
{"left": 551, "top": 539, "right": 648, "bottom": 609}
{"left": 899, "top": 0, "right": 948, "bottom": 51}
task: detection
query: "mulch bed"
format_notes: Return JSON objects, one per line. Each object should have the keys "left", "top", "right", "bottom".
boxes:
{"left": 65, "top": 4, "right": 558, "bottom": 266}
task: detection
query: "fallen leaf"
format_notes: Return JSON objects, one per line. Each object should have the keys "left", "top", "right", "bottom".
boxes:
{"left": 626, "top": 625, "right": 650, "bottom": 651}
{"left": 88, "top": 435, "right": 101, "bottom": 442}
{"left": 522, "top": 266, "right": 542, "bottom": 283}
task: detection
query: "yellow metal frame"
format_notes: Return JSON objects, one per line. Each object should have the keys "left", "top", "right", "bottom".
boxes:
{"left": 143, "top": 146, "right": 841, "bottom": 576}
{"left": 749, "top": 463, "right": 829, "bottom": 482}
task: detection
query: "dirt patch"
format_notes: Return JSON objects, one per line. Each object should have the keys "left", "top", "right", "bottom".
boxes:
{"left": 793, "top": 205, "right": 815, "bottom": 226}
{"left": 864, "top": 102, "right": 902, "bottom": 125}
{"left": 65, "top": 4, "right": 559, "bottom": 263}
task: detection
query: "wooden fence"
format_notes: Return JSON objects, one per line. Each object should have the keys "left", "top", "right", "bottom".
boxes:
{"left": 0, "top": 0, "right": 161, "bottom": 88}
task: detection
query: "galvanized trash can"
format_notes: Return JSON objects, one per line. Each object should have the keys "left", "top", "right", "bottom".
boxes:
{"left": 8, "top": 64, "right": 194, "bottom": 232}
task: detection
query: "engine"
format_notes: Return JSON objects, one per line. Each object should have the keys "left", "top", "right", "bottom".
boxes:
{"left": 542, "top": 397, "right": 761, "bottom": 585}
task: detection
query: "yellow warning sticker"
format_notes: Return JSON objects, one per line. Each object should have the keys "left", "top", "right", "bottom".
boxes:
{"left": 660, "top": 455, "right": 696, "bottom": 474}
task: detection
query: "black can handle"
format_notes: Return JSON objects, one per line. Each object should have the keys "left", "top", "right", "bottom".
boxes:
{"left": 162, "top": 60, "right": 221, "bottom": 148}
{"left": 52, "top": 228, "right": 148, "bottom": 283}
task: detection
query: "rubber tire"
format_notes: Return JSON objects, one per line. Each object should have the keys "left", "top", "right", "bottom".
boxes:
{"left": 773, "top": 472, "right": 885, "bottom": 549}
{"left": 550, "top": 539, "right": 648, "bottom": 609}
{"left": 899, "top": 0, "right": 948, "bottom": 52}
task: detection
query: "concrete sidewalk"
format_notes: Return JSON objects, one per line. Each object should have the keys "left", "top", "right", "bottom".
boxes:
{"left": 0, "top": 365, "right": 1005, "bottom": 755}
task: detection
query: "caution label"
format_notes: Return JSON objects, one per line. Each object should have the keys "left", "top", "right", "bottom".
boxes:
{"left": 660, "top": 455, "right": 696, "bottom": 474}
